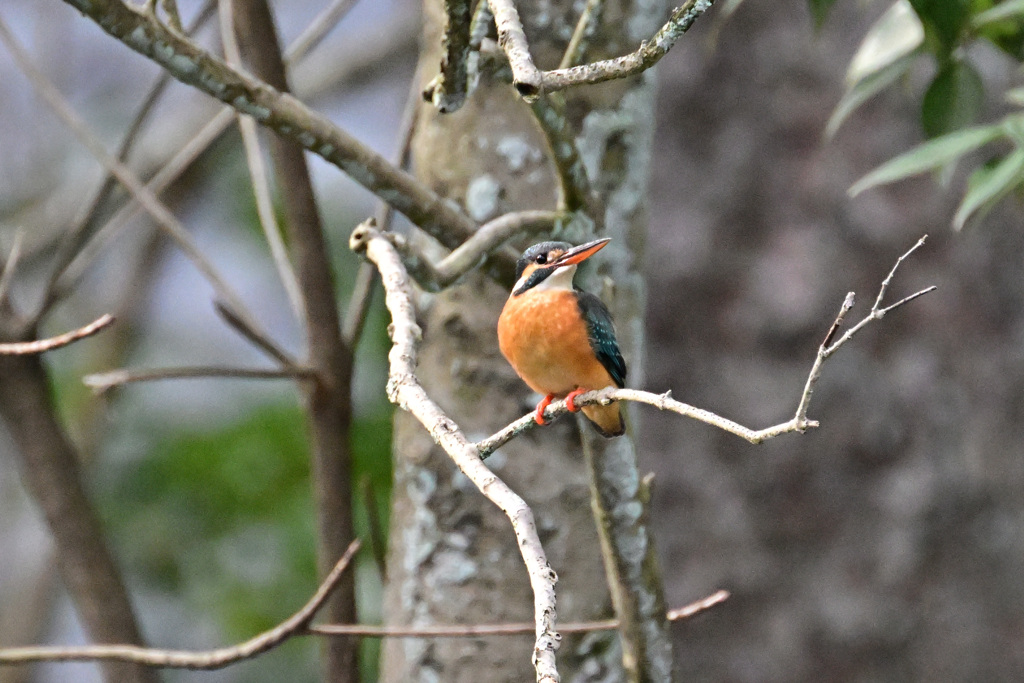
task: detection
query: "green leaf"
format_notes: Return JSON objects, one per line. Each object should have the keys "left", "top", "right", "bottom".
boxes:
{"left": 827, "top": 52, "right": 919, "bottom": 138}
{"left": 846, "top": 0, "right": 925, "bottom": 86}
{"left": 921, "top": 59, "right": 985, "bottom": 137}
{"left": 808, "top": 0, "right": 839, "bottom": 27}
{"left": 908, "top": 0, "right": 972, "bottom": 53}
{"left": 973, "top": 0, "right": 1024, "bottom": 27}
{"left": 849, "top": 124, "right": 1003, "bottom": 196}
{"left": 954, "top": 148, "right": 1024, "bottom": 229}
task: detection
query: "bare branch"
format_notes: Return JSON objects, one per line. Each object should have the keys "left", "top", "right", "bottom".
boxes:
{"left": 477, "top": 236, "right": 935, "bottom": 456}
{"left": 343, "top": 66, "right": 423, "bottom": 346}
{"left": 57, "top": 0, "right": 500, "bottom": 270}
{"left": 0, "top": 541, "right": 360, "bottom": 669}
{"left": 51, "top": 0, "right": 374, "bottom": 305}
{"left": 0, "top": 315, "right": 114, "bottom": 356}
{"left": 219, "top": 0, "right": 305, "bottom": 322}
{"left": 424, "top": 0, "right": 473, "bottom": 112}
{"left": 541, "top": 0, "right": 713, "bottom": 92}
{"left": 0, "top": 15, "right": 264, "bottom": 336}
{"left": 349, "top": 219, "right": 561, "bottom": 683}
{"left": 286, "top": 0, "right": 360, "bottom": 61}
{"left": 214, "top": 302, "right": 297, "bottom": 367}
{"left": 433, "top": 210, "right": 568, "bottom": 285}
{"left": 0, "top": 231, "right": 24, "bottom": 307}
{"left": 529, "top": 97, "right": 591, "bottom": 211}
{"left": 488, "top": 0, "right": 543, "bottom": 97}
{"left": 309, "top": 588, "right": 730, "bottom": 637}
{"left": 83, "top": 365, "right": 314, "bottom": 393}
{"left": 559, "top": 0, "right": 606, "bottom": 69}
{"left": 41, "top": 0, "right": 217, "bottom": 317}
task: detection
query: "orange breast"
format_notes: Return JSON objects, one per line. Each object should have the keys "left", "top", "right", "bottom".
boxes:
{"left": 498, "top": 290, "right": 617, "bottom": 397}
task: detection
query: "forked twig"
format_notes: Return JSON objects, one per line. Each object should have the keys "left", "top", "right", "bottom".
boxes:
{"left": 477, "top": 236, "right": 935, "bottom": 457}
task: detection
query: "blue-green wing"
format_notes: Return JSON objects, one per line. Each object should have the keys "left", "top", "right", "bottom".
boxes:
{"left": 575, "top": 290, "right": 627, "bottom": 388}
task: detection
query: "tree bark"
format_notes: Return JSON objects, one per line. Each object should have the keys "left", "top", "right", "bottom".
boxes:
{"left": 381, "top": 1, "right": 671, "bottom": 680}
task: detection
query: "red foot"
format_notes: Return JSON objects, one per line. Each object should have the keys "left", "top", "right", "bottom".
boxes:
{"left": 535, "top": 394, "right": 555, "bottom": 425}
{"left": 565, "top": 388, "right": 587, "bottom": 413}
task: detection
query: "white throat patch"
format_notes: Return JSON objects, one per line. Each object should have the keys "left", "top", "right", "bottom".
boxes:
{"left": 513, "top": 264, "right": 577, "bottom": 296}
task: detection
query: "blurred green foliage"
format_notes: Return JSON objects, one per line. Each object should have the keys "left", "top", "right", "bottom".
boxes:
{"left": 825, "top": 0, "right": 1024, "bottom": 229}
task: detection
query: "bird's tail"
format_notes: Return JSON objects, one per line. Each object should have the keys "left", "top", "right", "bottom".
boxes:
{"left": 582, "top": 401, "right": 625, "bottom": 438}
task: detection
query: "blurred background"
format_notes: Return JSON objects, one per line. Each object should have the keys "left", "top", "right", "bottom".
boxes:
{"left": 1, "top": 0, "right": 1022, "bottom": 681}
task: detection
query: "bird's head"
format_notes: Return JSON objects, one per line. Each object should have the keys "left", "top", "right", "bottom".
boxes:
{"left": 510, "top": 238, "right": 610, "bottom": 297}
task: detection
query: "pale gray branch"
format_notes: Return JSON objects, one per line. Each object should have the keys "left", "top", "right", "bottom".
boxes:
{"left": 349, "top": 219, "right": 561, "bottom": 683}
{"left": 83, "top": 365, "right": 313, "bottom": 393}
{"left": 541, "top": 0, "right": 713, "bottom": 92}
{"left": 0, "top": 315, "right": 114, "bottom": 356}
{"left": 487, "top": 0, "right": 543, "bottom": 96}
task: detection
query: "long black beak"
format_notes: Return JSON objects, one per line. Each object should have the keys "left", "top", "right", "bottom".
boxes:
{"left": 553, "top": 238, "right": 610, "bottom": 267}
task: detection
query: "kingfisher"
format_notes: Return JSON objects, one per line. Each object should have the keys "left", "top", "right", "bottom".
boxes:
{"left": 498, "top": 238, "right": 626, "bottom": 437}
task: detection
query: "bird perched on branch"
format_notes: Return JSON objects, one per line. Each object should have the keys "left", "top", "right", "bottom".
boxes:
{"left": 498, "top": 238, "right": 626, "bottom": 437}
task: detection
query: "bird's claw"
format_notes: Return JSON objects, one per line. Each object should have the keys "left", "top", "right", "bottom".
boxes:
{"left": 565, "top": 388, "right": 586, "bottom": 413}
{"left": 535, "top": 394, "right": 555, "bottom": 425}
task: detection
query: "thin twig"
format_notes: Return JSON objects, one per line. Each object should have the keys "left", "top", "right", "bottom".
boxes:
{"left": 51, "top": 0, "right": 367, "bottom": 305}
{"left": 487, "top": 0, "right": 543, "bottom": 96}
{"left": 83, "top": 365, "right": 314, "bottom": 393}
{"left": 342, "top": 63, "right": 422, "bottom": 346}
{"left": 0, "top": 15, "right": 263, "bottom": 337}
{"left": 0, "top": 541, "right": 360, "bottom": 669}
{"left": 219, "top": 0, "right": 305, "bottom": 321}
{"left": 309, "top": 588, "right": 730, "bottom": 638}
{"left": 214, "top": 302, "right": 297, "bottom": 367}
{"left": 477, "top": 236, "right": 935, "bottom": 456}
{"left": 0, "top": 315, "right": 114, "bottom": 356}
{"left": 58, "top": 0, "right": 492, "bottom": 265}
{"left": 432, "top": 210, "right": 567, "bottom": 286}
{"left": 40, "top": 0, "right": 217, "bottom": 319}
{"left": 559, "top": 0, "right": 605, "bottom": 69}
{"left": 0, "top": 231, "right": 24, "bottom": 307}
{"left": 540, "top": 0, "right": 713, "bottom": 92}
{"left": 284, "top": 0, "right": 360, "bottom": 62}
{"left": 350, "top": 219, "right": 560, "bottom": 683}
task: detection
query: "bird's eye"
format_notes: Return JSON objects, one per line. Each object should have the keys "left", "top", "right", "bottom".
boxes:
{"left": 535, "top": 254, "right": 547, "bottom": 264}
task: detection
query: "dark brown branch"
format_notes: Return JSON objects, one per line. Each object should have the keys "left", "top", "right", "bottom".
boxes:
{"left": 230, "top": 1, "right": 358, "bottom": 679}
{"left": 0, "top": 541, "right": 359, "bottom": 669}
{"left": 0, "top": 350, "right": 156, "bottom": 683}
{"left": 0, "top": 315, "right": 114, "bottom": 355}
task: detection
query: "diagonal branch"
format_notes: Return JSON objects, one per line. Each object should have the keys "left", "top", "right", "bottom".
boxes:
{"left": 82, "top": 364, "right": 314, "bottom": 393}
{"left": 349, "top": 219, "right": 561, "bottom": 683}
{"left": 0, "top": 14, "right": 264, "bottom": 336}
{"left": 57, "top": 0, "right": 506, "bottom": 273}
{"left": 0, "top": 541, "right": 359, "bottom": 669}
{"left": 541, "top": 0, "right": 713, "bottom": 92}
{"left": 0, "top": 315, "right": 114, "bottom": 356}
{"left": 488, "top": 0, "right": 543, "bottom": 96}
{"left": 477, "top": 236, "right": 935, "bottom": 456}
